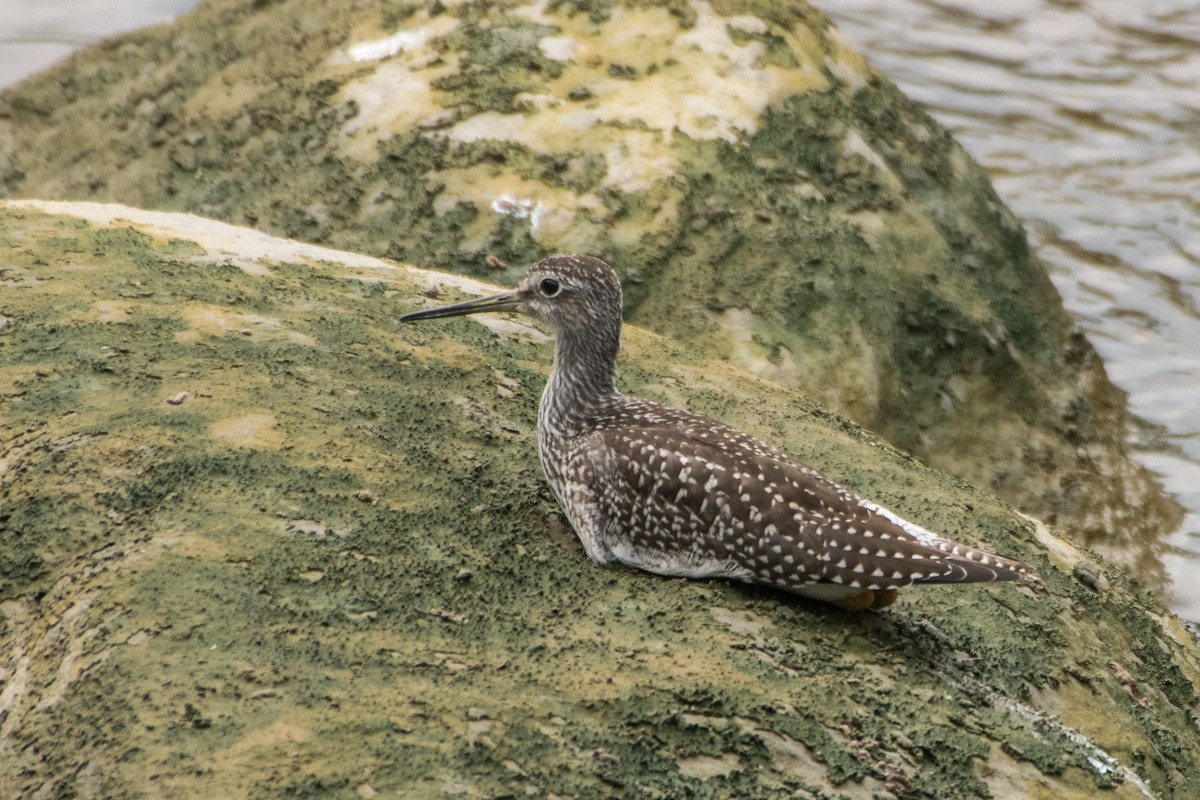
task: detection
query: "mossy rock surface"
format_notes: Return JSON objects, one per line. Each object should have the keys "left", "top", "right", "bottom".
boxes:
{"left": 0, "top": 0, "right": 1179, "bottom": 577}
{"left": 2, "top": 201, "right": 1198, "bottom": 798}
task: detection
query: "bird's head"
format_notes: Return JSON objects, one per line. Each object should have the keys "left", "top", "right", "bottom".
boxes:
{"left": 400, "top": 254, "right": 623, "bottom": 340}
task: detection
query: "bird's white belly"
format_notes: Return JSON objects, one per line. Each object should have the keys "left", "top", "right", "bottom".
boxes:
{"left": 608, "top": 541, "right": 864, "bottom": 601}
{"left": 608, "top": 540, "right": 750, "bottom": 582}
{"left": 782, "top": 582, "right": 871, "bottom": 602}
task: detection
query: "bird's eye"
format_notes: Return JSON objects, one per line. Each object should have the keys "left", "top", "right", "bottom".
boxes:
{"left": 539, "top": 277, "right": 561, "bottom": 298}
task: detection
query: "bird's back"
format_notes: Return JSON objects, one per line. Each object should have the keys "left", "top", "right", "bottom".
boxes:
{"left": 545, "top": 395, "right": 1029, "bottom": 601}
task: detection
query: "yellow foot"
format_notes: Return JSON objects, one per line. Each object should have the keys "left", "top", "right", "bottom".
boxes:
{"left": 870, "top": 589, "right": 899, "bottom": 610}
{"left": 831, "top": 589, "right": 899, "bottom": 612}
{"left": 832, "top": 591, "right": 877, "bottom": 612}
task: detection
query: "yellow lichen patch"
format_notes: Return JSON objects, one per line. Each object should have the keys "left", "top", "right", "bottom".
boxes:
{"left": 1053, "top": 675, "right": 1155, "bottom": 763}
{"left": 61, "top": 296, "right": 152, "bottom": 326}
{"left": 176, "top": 305, "right": 245, "bottom": 341}
{"left": 520, "top": 1, "right": 828, "bottom": 144}
{"left": 331, "top": 0, "right": 828, "bottom": 188}
{"left": 175, "top": 303, "right": 307, "bottom": 344}
{"left": 184, "top": 69, "right": 268, "bottom": 124}
{"left": 713, "top": 308, "right": 802, "bottom": 387}
{"left": 709, "top": 605, "right": 773, "bottom": 637}
{"left": 215, "top": 720, "right": 313, "bottom": 768}
{"left": 91, "top": 300, "right": 133, "bottom": 324}
{"left": 339, "top": 64, "right": 453, "bottom": 163}
{"left": 329, "top": 12, "right": 461, "bottom": 162}
{"left": 0, "top": 364, "right": 57, "bottom": 398}
{"left": 428, "top": 164, "right": 605, "bottom": 252}
{"left": 158, "top": 530, "right": 229, "bottom": 561}
{"left": 211, "top": 413, "right": 285, "bottom": 450}
{"left": 749, "top": 726, "right": 840, "bottom": 789}
{"left": 677, "top": 752, "right": 741, "bottom": 779}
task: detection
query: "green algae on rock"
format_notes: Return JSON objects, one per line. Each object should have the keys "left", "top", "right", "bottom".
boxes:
{"left": 0, "top": 0, "right": 1179, "bottom": 585}
{"left": 2, "top": 201, "right": 1199, "bottom": 798}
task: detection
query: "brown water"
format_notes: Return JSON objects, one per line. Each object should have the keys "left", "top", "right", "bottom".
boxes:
{"left": 4, "top": 0, "right": 1198, "bottom": 622}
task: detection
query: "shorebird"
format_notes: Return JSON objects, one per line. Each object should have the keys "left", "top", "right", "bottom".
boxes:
{"left": 401, "top": 255, "right": 1033, "bottom": 610}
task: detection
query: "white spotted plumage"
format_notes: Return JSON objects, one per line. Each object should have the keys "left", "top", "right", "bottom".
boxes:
{"left": 403, "top": 254, "right": 1033, "bottom": 609}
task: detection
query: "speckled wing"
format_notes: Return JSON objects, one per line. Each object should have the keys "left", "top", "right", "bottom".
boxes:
{"left": 586, "top": 401, "right": 1028, "bottom": 594}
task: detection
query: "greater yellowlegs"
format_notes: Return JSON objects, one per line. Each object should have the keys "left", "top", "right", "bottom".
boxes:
{"left": 401, "top": 255, "right": 1032, "bottom": 610}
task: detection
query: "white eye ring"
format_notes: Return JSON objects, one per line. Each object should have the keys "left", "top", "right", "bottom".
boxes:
{"left": 539, "top": 277, "right": 561, "bottom": 297}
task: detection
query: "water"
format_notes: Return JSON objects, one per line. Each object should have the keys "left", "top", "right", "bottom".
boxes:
{"left": 0, "top": 0, "right": 196, "bottom": 88}
{"left": 3, "top": 0, "right": 1198, "bottom": 622}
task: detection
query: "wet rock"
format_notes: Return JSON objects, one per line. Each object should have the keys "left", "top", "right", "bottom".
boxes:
{"left": 0, "top": 202, "right": 1196, "bottom": 798}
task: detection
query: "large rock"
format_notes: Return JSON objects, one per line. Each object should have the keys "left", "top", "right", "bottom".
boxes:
{"left": 1, "top": 201, "right": 1199, "bottom": 798}
{"left": 0, "top": 0, "right": 1179, "bottom": 579}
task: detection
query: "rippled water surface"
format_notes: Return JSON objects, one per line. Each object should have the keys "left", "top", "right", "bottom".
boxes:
{"left": 3, "top": 0, "right": 1198, "bottom": 621}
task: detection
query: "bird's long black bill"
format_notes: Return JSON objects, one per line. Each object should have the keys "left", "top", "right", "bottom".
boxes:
{"left": 399, "top": 289, "right": 523, "bottom": 322}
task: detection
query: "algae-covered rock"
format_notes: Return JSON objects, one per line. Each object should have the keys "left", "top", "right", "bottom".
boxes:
{"left": 0, "top": 0, "right": 1178, "bottom": 579}
{"left": 2, "top": 201, "right": 1199, "bottom": 798}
